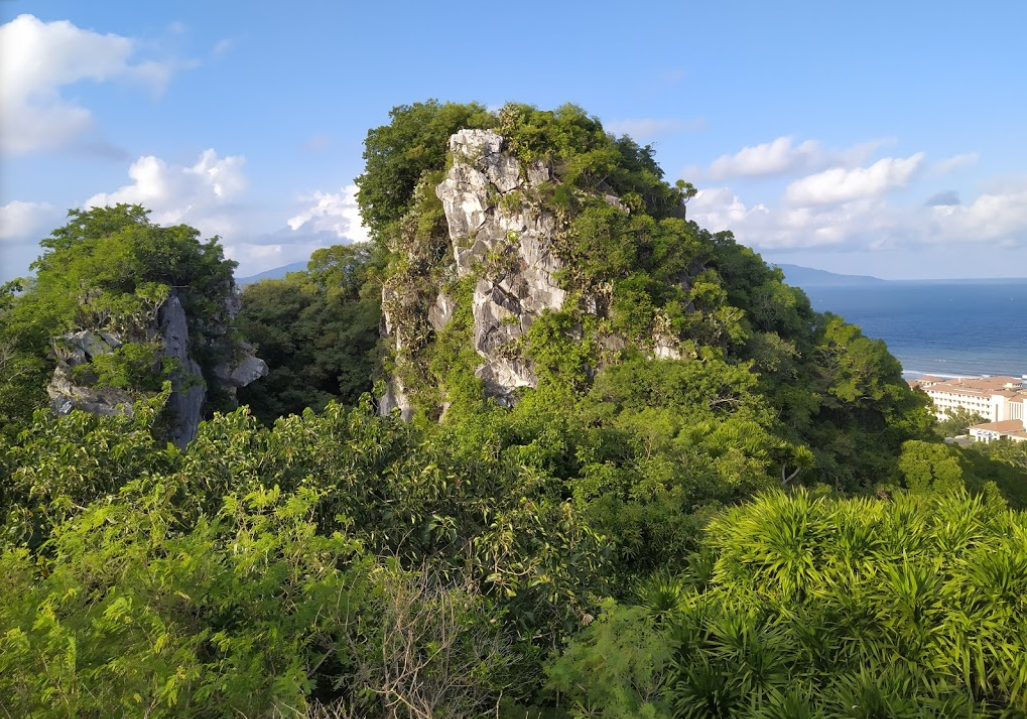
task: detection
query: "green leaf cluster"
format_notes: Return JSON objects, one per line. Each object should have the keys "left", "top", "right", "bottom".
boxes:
{"left": 235, "top": 244, "right": 382, "bottom": 424}
{"left": 552, "top": 490, "right": 1027, "bottom": 717}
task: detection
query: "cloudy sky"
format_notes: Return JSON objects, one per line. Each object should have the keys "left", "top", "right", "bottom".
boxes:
{"left": 2, "top": 0, "right": 1026, "bottom": 282}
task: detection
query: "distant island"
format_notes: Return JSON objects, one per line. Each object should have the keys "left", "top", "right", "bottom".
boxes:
{"left": 774, "top": 263, "right": 887, "bottom": 288}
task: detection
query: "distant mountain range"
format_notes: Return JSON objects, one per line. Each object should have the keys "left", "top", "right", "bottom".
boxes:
{"left": 236, "top": 260, "right": 888, "bottom": 289}
{"left": 774, "top": 264, "right": 887, "bottom": 288}
{"left": 235, "top": 261, "right": 308, "bottom": 286}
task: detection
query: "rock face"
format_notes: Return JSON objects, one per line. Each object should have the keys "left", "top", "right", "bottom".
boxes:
{"left": 47, "top": 287, "right": 268, "bottom": 447}
{"left": 379, "top": 128, "right": 694, "bottom": 417}
{"left": 435, "top": 129, "right": 566, "bottom": 402}
{"left": 159, "top": 294, "right": 207, "bottom": 448}
{"left": 378, "top": 378, "right": 413, "bottom": 421}
{"left": 378, "top": 129, "right": 582, "bottom": 413}
{"left": 48, "top": 330, "right": 135, "bottom": 417}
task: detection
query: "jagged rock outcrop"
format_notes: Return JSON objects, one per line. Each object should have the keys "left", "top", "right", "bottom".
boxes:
{"left": 214, "top": 344, "right": 267, "bottom": 388}
{"left": 435, "top": 129, "right": 566, "bottom": 401}
{"left": 378, "top": 378, "right": 413, "bottom": 421}
{"left": 48, "top": 330, "right": 135, "bottom": 417}
{"left": 380, "top": 128, "right": 696, "bottom": 416}
{"left": 158, "top": 294, "right": 207, "bottom": 448}
{"left": 48, "top": 288, "right": 268, "bottom": 447}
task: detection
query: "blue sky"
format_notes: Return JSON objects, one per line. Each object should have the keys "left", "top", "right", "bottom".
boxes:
{"left": 2, "top": 0, "right": 1026, "bottom": 281}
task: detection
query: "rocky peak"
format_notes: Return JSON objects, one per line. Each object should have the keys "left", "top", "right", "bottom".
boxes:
{"left": 379, "top": 128, "right": 693, "bottom": 418}
{"left": 434, "top": 129, "right": 567, "bottom": 400}
{"left": 47, "top": 286, "right": 268, "bottom": 447}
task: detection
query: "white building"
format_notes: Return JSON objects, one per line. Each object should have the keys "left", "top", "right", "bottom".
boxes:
{"left": 968, "top": 419, "right": 1027, "bottom": 443}
{"left": 909, "top": 375, "right": 1025, "bottom": 423}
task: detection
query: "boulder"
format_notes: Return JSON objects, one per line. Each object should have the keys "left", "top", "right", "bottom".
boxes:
{"left": 48, "top": 369, "right": 134, "bottom": 418}
{"left": 214, "top": 342, "right": 269, "bottom": 388}
{"left": 428, "top": 292, "right": 457, "bottom": 332}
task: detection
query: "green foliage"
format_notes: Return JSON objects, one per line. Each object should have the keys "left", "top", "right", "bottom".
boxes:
{"left": 0, "top": 478, "right": 368, "bottom": 718}
{"left": 0, "top": 390, "right": 174, "bottom": 547}
{"left": 0, "top": 282, "right": 47, "bottom": 435}
{"left": 936, "top": 407, "right": 988, "bottom": 438}
{"left": 0, "top": 397, "right": 602, "bottom": 715}
{"left": 236, "top": 244, "right": 382, "bottom": 423}
{"left": 546, "top": 599, "right": 674, "bottom": 719}
{"left": 81, "top": 340, "right": 166, "bottom": 391}
{"left": 899, "top": 440, "right": 965, "bottom": 494}
{"left": 356, "top": 101, "right": 494, "bottom": 243}
{"left": 0, "top": 204, "right": 238, "bottom": 432}
{"left": 552, "top": 490, "right": 1027, "bottom": 717}
{"left": 525, "top": 310, "right": 600, "bottom": 390}
{"left": 31, "top": 205, "right": 234, "bottom": 321}
{"left": 972, "top": 437, "right": 1027, "bottom": 473}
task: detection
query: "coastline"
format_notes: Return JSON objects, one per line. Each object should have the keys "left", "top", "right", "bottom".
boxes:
{"left": 901, "top": 368, "right": 1027, "bottom": 381}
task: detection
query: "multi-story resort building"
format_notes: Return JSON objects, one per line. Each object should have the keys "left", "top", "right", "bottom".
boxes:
{"left": 909, "top": 375, "right": 1026, "bottom": 443}
{"left": 968, "top": 420, "right": 1027, "bottom": 443}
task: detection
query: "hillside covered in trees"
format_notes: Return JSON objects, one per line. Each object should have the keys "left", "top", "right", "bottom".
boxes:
{"left": 1, "top": 102, "right": 1026, "bottom": 718}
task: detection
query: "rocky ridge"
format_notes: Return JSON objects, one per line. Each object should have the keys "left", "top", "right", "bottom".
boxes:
{"left": 380, "top": 129, "right": 694, "bottom": 418}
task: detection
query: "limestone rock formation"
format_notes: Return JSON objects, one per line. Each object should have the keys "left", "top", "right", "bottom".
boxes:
{"left": 158, "top": 294, "right": 207, "bottom": 448}
{"left": 48, "top": 330, "right": 135, "bottom": 417}
{"left": 47, "top": 287, "right": 267, "bottom": 447}
{"left": 379, "top": 128, "right": 696, "bottom": 417}
{"left": 435, "top": 129, "right": 566, "bottom": 401}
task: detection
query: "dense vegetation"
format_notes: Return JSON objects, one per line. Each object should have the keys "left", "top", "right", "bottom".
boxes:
{"left": 0, "top": 205, "right": 239, "bottom": 437}
{"left": 1, "top": 101, "right": 1025, "bottom": 718}
{"left": 235, "top": 244, "right": 382, "bottom": 424}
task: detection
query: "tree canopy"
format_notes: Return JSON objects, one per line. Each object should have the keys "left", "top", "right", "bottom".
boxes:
{"left": 0, "top": 205, "right": 237, "bottom": 435}
{"left": 1, "top": 103, "right": 1024, "bottom": 718}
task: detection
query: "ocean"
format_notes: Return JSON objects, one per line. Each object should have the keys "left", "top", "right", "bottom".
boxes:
{"left": 800, "top": 281, "right": 1027, "bottom": 380}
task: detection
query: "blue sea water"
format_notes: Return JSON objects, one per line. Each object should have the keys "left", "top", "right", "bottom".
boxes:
{"left": 800, "top": 281, "right": 1027, "bottom": 379}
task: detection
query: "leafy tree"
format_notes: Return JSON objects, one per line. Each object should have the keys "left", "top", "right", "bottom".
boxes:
{"left": 0, "top": 205, "right": 238, "bottom": 432}
{"left": 357, "top": 101, "right": 495, "bottom": 243}
{"left": 236, "top": 244, "right": 382, "bottom": 424}
{"left": 936, "top": 407, "right": 988, "bottom": 438}
{"left": 974, "top": 437, "right": 1027, "bottom": 472}
{"left": 898, "top": 439, "right": 964, "bottom": 494}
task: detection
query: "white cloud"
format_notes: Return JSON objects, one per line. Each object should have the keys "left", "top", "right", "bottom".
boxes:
{"left": 0, "top": 14, "right": 187, "bottom": 155}
{"left": 690, "top": 178, "right": 1027, "bottom": 256}
{"left": 690, "top": 188, "right": 873, "bottom": 250}
{"left": 287, "top": 184, "right": 369, "bottom": 243}
{"left": 212, "top": 38, "right": 234, "bottom": 56}
{"left": 926, "top": 187, "right": 1027, "bottom": 246}
{"left": 605, "top": 117, "right": 705, "bottom": 138}
{"left": 703, "top": 136, "right": 891, "bottom": 180}
{"left": 0, "top": 200, "right": 61, "bottom": 242}
{"left": 784, "top": 154, "right": 925, "bottom": 206}
{"left": 933, "top": 152, "right": 979, "bottom": 175}
{"left": 708, "top": 137, "right": 821, "bottom": 179}
{"left": 85, "top": 149, "right": 247, "bottom": 236}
